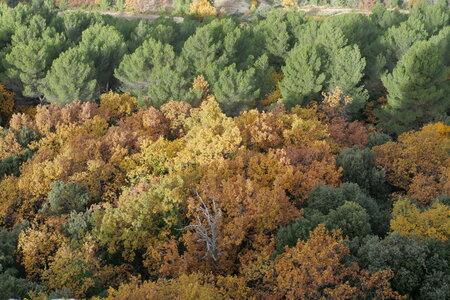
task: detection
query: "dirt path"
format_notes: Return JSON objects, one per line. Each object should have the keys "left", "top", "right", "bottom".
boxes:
{"left": 59, "top": 3, "right": 408, "bottom": 23}
{"left": 58, "top": 10, "right": 184, "bottom": 23}
{"left": 215, "top": 0, "right": 251, "bottom": 14}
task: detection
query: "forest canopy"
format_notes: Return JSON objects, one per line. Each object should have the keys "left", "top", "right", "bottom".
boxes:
{"left": 0, "top": 0, "right": 449, "bottom": 299}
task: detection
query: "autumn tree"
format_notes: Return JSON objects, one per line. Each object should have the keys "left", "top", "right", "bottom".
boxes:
{"left": 0, "top": 84, "right": 15, "bottom": 125}
{"left": 0, "top": 223, "right": 43, "bottom": 299}
{"left": 391, "top": 198, "right": 450, "bottom": 241}
{"left": 17, "top": 222, "right": 66, "bottom": 281}
{"left": 104, "top": 273, "right": 249, "bottom": 300}
{"left": 173, "top": 96, "right": 242, "bottom": 170}
{"left": 189, "top": 0, "right": 217, "bottom": 19}
{"left": 93, "top": 178, "right": 183, "bottom": 261}
{"left": 267, "top": 225, "right": 400, "bottom": 299}
{"left": 373, "top": 123, "right": 450, "bottom": 206}
{"left": 99, "top": 91, "right": 138, "bottom": 120}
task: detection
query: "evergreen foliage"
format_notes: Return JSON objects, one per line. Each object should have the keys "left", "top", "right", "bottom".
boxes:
{"left": 40, "top": 181, "right": 91, "bottom": 216}
{"left": 43, "top": 48, "right": 98, "bottom": 105}
{"left": 378, "top": 40, "right": 450, "bottom": 134}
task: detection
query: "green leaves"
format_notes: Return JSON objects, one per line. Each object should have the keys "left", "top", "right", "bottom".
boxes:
{"left": 43, "top": 48, "right": 98, "bottom": 105}
{"left": 280, "top": 44, "right": 326, "bottom": 108}
{"left": 115, "top": 39, "right": 196, "bottom": 107}
{"left": 212, "top": 64, "right": 260, "bottom": 116}
{"left": 378, "top": 40, "right": 449, "bottom": 134}
{"left": 79, "top": 23, "right": 127, "bottom": 89}
{"left": 39, "top": 181, "right": 91, "bottom": 216}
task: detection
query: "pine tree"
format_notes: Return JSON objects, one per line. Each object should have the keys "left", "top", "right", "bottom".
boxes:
{"left": 39, "top": 181, "right": 91, "bottom": 216}
{"left": 115, "top": 39, "right": 196, "bottom": 107}
{"left": 382, "top": 18, "right": 428, "bottom": 70}
{"left": 377, "top": 40, "right": 450, "bottom": 134}
{"left": 62, "top": 11, "right": 103, "bottom": 44}
{"left": 211, "top": 64, "right": 260, "bottom": 116}
{"left": 409, "top": 1, "right": 449, "bottom": 36}
{"left": 280, "top": 44, "right": 326, "bottom": 108}
{"left": 115, "top": 38, "right": 176, "bottom": 99}
{"left": 145, "top": 62, "right": 199, "bottom": 108}
{"left": 5, "top": 27, "right": 67, "bottom": 100}
{"left": 43, "top": 48, "right": 98, "bottom": 106}
{"left": 181, "top": 19, "right": 237, "bottom": 74}
{"left": 78, "top": 23, "right": 127, "bottom": 90}
{"left": 328, "top": 44, "right": 368, "bottom": 117}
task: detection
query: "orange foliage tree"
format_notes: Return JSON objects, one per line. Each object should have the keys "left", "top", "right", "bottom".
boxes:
{"left": 265, "top": 225, "right": 401, "bottom": 299}
{"left": 373, "top": 123, "right": 450, "bottom": 206}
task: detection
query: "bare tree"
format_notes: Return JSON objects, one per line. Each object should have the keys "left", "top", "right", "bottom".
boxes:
{"left": 185, "top": 191, "right": 222, "bottom": 267}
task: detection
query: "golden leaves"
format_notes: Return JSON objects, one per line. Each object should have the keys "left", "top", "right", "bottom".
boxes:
{"left": 391, "top": 198, "right": 450, "bottom": 241}
{"left": 189, "top": 0, "right": 217, "bottom": 19}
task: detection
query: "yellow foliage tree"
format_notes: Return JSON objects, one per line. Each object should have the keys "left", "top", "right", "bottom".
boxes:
{"left": 43, "top": 241, "right": 99, "bottom": 298}
{"left": 174, "top": 96, "right": 242, "bottom": 170}
{"left": 103, "top": 273, "right": 249, "bottom": 300}
{"left": 189, "top": 0, "right": 217, "bottom": 18}
{"left": 0, "top": 84, "right": 15, "bottom": 121}
{"left": 282, "top": 0, "right": 298, "bottom": 8}
{"left": 17, "top": 223, "right": 67, "bottom": 281}
{"left": 99, "top": 92, "right": 138, "bottom": 119}
{"left": 391, "top": 198, "right": 450, "bottom": 241}
{"left": 93, "top": 177, "right": 184, "bottom": 261}
{"left": 0, "top": 129, "right": 23, "bottom": 160}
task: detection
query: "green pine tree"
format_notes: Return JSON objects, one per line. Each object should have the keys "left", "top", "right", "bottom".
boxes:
{"left": 377, "top": 40, "right": 450, "bottom": 134}
{"left": 328, "top": 44, "right": 368, "bottom": 117}
{"left": 43, "top": 48, "right": 98, "bottom": 106}
{"left": 78, "top": 23, "right": 127, "bottom": 90}
{"left": 382, "top": 18, "right": 428, "bottom": 70}
{"left": 115, "top": 39, "right": 197, "bottom": 107}
{"left": 212, "top": 64, "right": 260, "bottom": 116}
{"left": 280, "top": 44, "right": 326, "bottom": 108}
{"left": 5, "top": 26, "right": 67, "bottom": 100}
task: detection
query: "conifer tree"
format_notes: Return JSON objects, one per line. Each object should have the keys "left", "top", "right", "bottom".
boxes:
{"left": 409, "top": 1, "right": 449, "bottom": 36}
{"left": 43, "top": 48, "right": 98, "bottom": 106}
{"left": 212, "top": 64, "right": 260, "bottom": 116}
{"left": 328, "top": 44, "right": 368, "bottom": 116}
{"left": 115, "top": 39, "right": 176, "bottom": 99}
{"left": 62, "top": 11, "right": 103, "bottom": 44}
{"left": 115, "top": 39, "right": 196, "bottom": 107}
{"left": 280, "top": 44, "right": 326, "bottom": 108}
{"left": 79, "top": 23, "right": 127, "bottom": 90}
{"left": 181, "top": 19, "right": 237, "bottom": 74}
{"left": 5, "top": 27, "right": 66, "bottom": 100}
{"left": 383, "top": 18, "right": 428, "bottom": 70}
{"left": 378, "top": 40, "right": 450, "bottom": 134}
